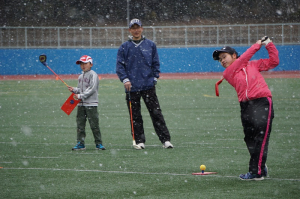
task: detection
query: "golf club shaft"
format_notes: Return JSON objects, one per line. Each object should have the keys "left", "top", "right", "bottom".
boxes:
{"left": 45, "top": 64, "right": 69, "bottom": 87}
{"left": 128, "top": 92, "right": 136, "bottom": 142}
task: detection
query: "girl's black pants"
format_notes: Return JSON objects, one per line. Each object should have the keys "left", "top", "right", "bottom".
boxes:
{"left": 240, "top": 97, "right": 274, "bottom": 176}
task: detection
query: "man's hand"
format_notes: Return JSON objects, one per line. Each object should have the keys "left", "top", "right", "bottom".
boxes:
{"left": 154, "top": 77, "right": 158, "bottom": 85}
{"left": 124, "top": 81, "right": 132, "bottom": 92}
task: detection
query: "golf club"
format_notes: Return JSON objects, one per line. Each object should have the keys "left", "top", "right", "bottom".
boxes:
{"left": 261, "top": 36, "right": 268, "bottom": 42}
{"left": 128, "top": 92, "right": 141, "bottom": 149}
{"left": 39, "top": 54, "right": 80, "bottom": 115}
{"left": 39, "top": 54, "right": 69, "bottom": 87}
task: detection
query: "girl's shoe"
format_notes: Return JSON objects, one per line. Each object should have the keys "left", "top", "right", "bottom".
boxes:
{"left": 239, "top": 172, "right": 264, "bottom": 181}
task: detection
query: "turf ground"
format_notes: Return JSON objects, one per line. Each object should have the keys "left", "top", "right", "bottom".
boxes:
{"left": 0, "top": 78, "right": 299, "bottom": 198}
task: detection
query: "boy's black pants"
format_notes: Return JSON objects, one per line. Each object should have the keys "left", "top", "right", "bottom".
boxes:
{"left": 126, "top": 87, "right": 171, "bottom": 144}
{"left": 240, "top": 97, "right": 274, "bottom": 176}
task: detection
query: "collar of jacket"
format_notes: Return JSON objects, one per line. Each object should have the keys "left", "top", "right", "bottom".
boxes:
{"left": 82, "top": 69, "right": 91, "bottom": 74}
{"left": 128, "top": 35, "right": 145, "bottom": 44}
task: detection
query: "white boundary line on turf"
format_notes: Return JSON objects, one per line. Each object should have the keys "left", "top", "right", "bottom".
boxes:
{"left": 216, "top": 139, "right": 244, "bottom": 141}
{"left": 0, "top": 142, "right": 165, "bottom": 149}
{"left": 4, "top": 167, "right": 188, "bottom": 176}
{"left": 0, "top": 141, "right": 276, "bottom": 151}
{"left": 3, "top": 167, "right": 300, "bottom": 182}
{"left": 22, "top": 156, "right": 59, "bottom": 159}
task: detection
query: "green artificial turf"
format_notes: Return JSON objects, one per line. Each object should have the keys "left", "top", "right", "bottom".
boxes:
{"left": 0, "top": 78, "right": 299, "bottom": 198}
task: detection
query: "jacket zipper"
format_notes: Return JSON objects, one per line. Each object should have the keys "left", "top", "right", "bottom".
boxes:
{"left": 80, "top": 72, "right": 85, "bottom": 105}
{"left": 243, "top": 68, "right": 250, "bottom": 101}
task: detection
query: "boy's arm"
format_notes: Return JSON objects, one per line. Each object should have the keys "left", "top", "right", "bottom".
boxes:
{"left": 68, "top": 77, "right": 81, "bottom": 94}
{"left": 72, "top": 87, "right": 81, "bottom": 94}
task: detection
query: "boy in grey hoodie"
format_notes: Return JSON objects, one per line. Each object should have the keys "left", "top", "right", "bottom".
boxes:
{"left": 68, "top": 55, "right": 105, "bottom": 150}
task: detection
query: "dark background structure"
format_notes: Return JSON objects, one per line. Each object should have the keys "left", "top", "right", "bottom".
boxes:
{"left": 1, "top": 0, "right": 299, "bottom": 27}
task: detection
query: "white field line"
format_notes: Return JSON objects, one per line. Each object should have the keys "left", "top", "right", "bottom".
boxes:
{"left": 0, "top": 141, "right": 248, "bottom": 150}
{"left": 2, "top": 167, "right": 300, "bottom": 182}
{"left": 0, "top": 142, "right": 240, "bottom": 147}
{"left": 0, "top": 141, "right": 274, "bottom": 151}
{"left": 2, "top": 141, "right": 297, "bottom": 152}
{"left": 1, "top": 124, "right": 243, "bottom": 131}
{"left": 22, "top": 156, "right": 59, "bottom": 159}
{"left": 216, "top": 139, "right": 244, "bottom": 141}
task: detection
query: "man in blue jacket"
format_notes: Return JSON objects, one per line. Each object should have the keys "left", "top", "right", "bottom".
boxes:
{"left": 116, "top": 18, "right": 173, "bottom": 150}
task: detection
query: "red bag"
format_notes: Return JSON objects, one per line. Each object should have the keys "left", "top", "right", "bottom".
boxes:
{"left": 61, "top": 93, "right": 81, "bottom": 115}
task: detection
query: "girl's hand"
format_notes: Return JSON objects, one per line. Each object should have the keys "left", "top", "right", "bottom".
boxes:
{"left": 256, "top": 40, "right": 262, "bottom": 45}
{"left": 261, "top": 36, "right": 271, "bottom": 45}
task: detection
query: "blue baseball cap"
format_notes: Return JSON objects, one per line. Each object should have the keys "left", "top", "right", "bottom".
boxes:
{"left": 129, "top": 19, "right": 142, "bottom": 28}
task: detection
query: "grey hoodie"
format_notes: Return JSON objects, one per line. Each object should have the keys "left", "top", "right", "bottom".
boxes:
{"left": 72, "top": 70, "right": 99, "bottom": 106}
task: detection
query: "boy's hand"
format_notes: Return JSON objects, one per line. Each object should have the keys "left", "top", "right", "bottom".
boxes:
{"left": 73, "top": 94, "right": 79, "bottom": 100}
{"left": 68, "top": 86, "right": 73, "bottom": 92}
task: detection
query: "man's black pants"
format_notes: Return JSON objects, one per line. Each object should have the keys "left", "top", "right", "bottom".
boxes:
{"left": 126, "top": 87, "right": 171, "bottom": 144}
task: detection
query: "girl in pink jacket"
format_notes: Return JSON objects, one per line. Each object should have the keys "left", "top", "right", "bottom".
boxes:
{"left": 213, "top": 36, "right": 279, "bottom": 180}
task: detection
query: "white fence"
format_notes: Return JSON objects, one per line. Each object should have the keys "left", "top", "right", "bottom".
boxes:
{"left": 1, "top": 23, "right": 299, "bottom": 49}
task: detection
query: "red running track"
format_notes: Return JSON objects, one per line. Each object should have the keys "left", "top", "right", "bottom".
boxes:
{"left": 0, "top": 71, "right": 299, "bottom": 80}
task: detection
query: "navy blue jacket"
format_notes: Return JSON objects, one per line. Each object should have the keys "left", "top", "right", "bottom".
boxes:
{"left": 116, "top": 37, "right": 160, "bottom": 92}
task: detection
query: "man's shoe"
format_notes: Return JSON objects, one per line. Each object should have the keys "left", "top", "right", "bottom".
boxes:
{"left": 239, "top": 172, "right": 264, "bottom": 181}
{"left": 137, "top": 143, "right": 145, "bottom": 149}
{"left": 72, "top": 142, "right": 86, "bottom": 150}
{"left": 163, "top": 141, "right": 173, "bottom": 148}
{"left": 96, "top": 144, "right": 106, "bottom": 150}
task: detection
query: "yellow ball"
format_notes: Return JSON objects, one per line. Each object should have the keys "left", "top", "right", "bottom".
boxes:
{"left": 200, "top": 165, "right": 206, "bottom": 171}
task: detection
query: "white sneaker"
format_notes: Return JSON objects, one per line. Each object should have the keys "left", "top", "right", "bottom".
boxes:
{"left": 163, "top": 141, "right": 173, "bottom": 148}
{"left": 137, "top": 143, "right": 145, "bottom": 149}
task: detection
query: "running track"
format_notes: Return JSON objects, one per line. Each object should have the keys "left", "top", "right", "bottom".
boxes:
{"left": 0, "top": 71, "right": 299, "bottom": 80}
